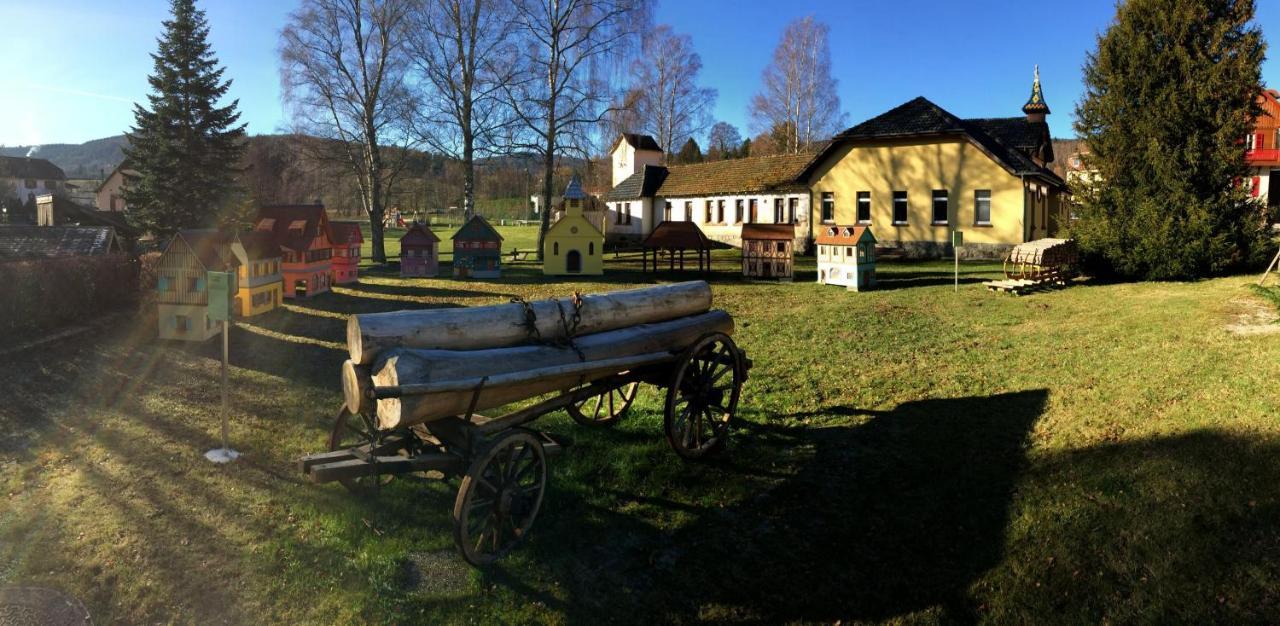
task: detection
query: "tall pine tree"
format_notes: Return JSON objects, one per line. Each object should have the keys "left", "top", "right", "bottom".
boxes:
{"left": 1073, "top": 0, "right": 1267, "bottom": 279}
{"left": 125, "top": 0, "right": 245, "bottom": 237}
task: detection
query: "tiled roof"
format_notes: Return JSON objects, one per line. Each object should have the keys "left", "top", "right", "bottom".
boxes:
{"left": 234, "top": 230, "right": 281, "bottom": 260}
{"left": 740, "top": 223, "right": 795, "bottom": 241}
{"left": 451, "top": 214, "right": 503, "bottom": 241}
{"left": 562, "top": 174, "right": 586, "bottom": 200}
{"left": 0, "top": 156, "right": 65, "bottom": 181}
{"left": 400, "top": 222, "right": 439, "bottom": 246}
{"left": 657, "top": 152, "right": 816, "bottom": 197}
{"left": 175, "top": 229, "right": 237, "bottom": 271}
{"left": 0, "top": 225, "right": 118, "bottom": 260}
{"left": 642, "top": 221, "right": 711, "bottom": 250}
{"left": 329, "top": 221, "right": 364, "bottom": 245}
{"left": 614, "top": 133, "right": 662, "bottom": 152}
{"left": 255, "top": 204, "right": 331, "bottom": 252}
{"left": 815, "top": 225, "right": 876, "bottom": 246}
{"left": 604, "top": 165, "right": 668, "bottom": 201}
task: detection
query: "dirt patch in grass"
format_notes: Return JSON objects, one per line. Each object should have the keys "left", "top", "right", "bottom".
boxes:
{"left": 1224, "top": 293, "right": 1280, "bottom": 336}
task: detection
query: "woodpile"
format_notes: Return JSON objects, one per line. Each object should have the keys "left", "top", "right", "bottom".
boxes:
{"left": 1006, "top": 238, "right": 1079, "bottom": 267}
{"left": 343, "top": 281, "right": 732, "bottom": 430}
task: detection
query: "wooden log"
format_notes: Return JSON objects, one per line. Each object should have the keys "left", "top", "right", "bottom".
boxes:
{"left": 346, "top": 281, "right": 713, "bottom": 364}
{"left": 341, "top": 360, "right": 373, "bottom": 415}
{"left": 370, "top": 310, "right": 734, "bottom": 429}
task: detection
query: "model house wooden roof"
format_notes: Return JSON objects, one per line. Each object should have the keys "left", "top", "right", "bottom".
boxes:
{"left": 0, "top": 225, "right": 119, "bottom": 260}
{"left": 642, "top": 221, "right": 711, "bottom": 250}
{"left": 329, "top": 221, "right": 364, "bottom": 245}
{"left": 815, "top": 225, "right": 876, "bottom": 246}
{"left": 740, "top": 223, "right": 795, "bottom": 241}
{"left": 171, "top": 229, "right": 237, "bottom": 271}
{"left": 400, "top": 222, "right": 440, "bottom": 246}
{"left": 255, "top": 204, "right": 331, "bottom": 252}
{"left": 233, "top": 230, "right": 281, "bottom": 260}
{"left": 451, "top": 215, "right": 503, "bottom": 241}
{"left": 0, "top": 156, "right": 65, "bottom": 181}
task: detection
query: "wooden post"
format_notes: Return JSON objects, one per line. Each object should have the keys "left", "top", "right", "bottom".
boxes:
{"left": 1260, "top": 247, "right": 1280, "bottom": 286}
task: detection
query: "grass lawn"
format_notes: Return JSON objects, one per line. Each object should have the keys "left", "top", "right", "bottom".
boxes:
{"left": 2, "top": 226, "right": 1280, "bottom": 624}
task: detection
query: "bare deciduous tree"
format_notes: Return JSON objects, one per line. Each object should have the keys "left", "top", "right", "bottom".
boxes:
{"left": 279, "top": 0, "right": 416, "bottom": 263}
{"left": 628, "top": 25, "right": 715, "bottom": 162}
{"left": 749, "top": 15, "right": 846, "bottom": 155}
{"left": 503, "top": 0, "right": 650, "bottom": 259}
{"left": 706, "top": 121, "right": 742, "bottom": 161}
{"left": 406, "top": 0, "right": 517, "bottom": 220}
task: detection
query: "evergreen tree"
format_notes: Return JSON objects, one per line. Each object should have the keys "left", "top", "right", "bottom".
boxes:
{"left": 1072, "top": 0, "right": 1267, "bottom": 279}
{"left": 675, "top": 138, "right": 703, "bottom": 164}
{"left": 739, "top": 137, "right": 752, "bottom": 159}
{"left": 124, "top": 0, "right": 246, "bottom": 238}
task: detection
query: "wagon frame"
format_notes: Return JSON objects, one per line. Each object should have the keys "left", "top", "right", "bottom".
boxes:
{"left": 298, "top": 331, "right": 750, "bottom": 566}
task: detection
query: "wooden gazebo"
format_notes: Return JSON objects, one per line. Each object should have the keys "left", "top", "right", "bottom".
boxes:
{"left": 641, "top": 221, "right": 712, "bottom": 273}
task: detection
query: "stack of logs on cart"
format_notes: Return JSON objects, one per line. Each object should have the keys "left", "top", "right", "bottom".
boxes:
{"left": 984, "top": 238, "right": 1080, "bottom": 295}
{"left": 300, "top": 281, "right": 750, "bottom": 565}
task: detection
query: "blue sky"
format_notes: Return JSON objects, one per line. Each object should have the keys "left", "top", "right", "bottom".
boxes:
{"left": 2, "top": 0, "right": 1279, "bottom": 147}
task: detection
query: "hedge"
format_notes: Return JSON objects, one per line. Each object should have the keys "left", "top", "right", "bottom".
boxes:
{"left": 0, "top": 255, "right": 140, "bottom": 339}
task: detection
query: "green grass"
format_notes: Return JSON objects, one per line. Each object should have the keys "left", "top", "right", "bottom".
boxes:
{"left": 3, "top": 233, "right": 1280, "bottom": 624}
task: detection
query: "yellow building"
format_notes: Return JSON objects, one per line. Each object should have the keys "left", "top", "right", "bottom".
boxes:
{"left": 230, "top": 231, "right": 283, "bottom": 317}
{"left": 544, "top": 175, "right": 605, "bottom": 275}
{"left": 801, "top": 68, "right": 1069, "bottom": 258}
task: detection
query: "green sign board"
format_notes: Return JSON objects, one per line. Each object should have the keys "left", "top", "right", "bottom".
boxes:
{"left": 207, "top": 271, "right": 233, "bottom": 322}
{"left": 952, "top": 230, "right": 964, "bottom": 247}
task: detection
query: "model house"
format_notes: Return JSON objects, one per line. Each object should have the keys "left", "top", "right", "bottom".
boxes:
{"left": 1245, "top": 88, "right": 1280, "bottom": 209}
{"left": 451, "top": 215, "right": 502, "bottom": 278}
{"left": 543, "top": 175, "right": 604, "bottom": 276}
{"left": 329, "top": 221, "right": 363, "bottom": 284}
{"left": 0, "top": 156, "right": 66, "bottom": 206}
{"left": 254, "top": 204, "right": 334, "bottom": 298}
{"left": 229, "top": 230, "right": 283, "bottom": 317}
{"left": 816, "top": 225, "right": 876, "bottom": 291}
{"left": 156, "top": 230, "right": 238, "bottom": 341}
{"left": 400, "top": 222, "right": 440, "bottom": 277}
{"left": 740, "top": 223, "right": 794, "bottom": 280}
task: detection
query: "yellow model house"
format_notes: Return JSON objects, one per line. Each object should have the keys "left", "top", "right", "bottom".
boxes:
{"left": 800, "top": 68, "right": 1069, "bottom": 258}
{"left": 230, "top": 230, "right": 283, "bottom": 317}
{"left": 543, "top": 175, "right": 604, "bottom": 275}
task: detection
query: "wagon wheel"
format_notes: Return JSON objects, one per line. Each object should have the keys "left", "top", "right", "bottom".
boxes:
{"left": 329, "top": 406, "right": 393, "bottom": 495}
{"left": 452, "top": 428, "right": 548, "bottom": 566}
{"left": 565, "top": 381, "right": 640, "bottom": 427}
{"left": 664, "top": 333, "right": 745, "bottom": 460}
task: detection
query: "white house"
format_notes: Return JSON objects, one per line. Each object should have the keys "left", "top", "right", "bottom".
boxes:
{"left": 0, "top": 156, "right": 66, "bottom": 206}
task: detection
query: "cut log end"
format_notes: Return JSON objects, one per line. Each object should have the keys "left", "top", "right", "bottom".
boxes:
{"left": 341, "top": 360, "right": 373, "bottom": 415}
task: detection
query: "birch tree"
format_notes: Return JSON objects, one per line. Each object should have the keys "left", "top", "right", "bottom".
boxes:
{"left": 629, "top": 25, "right": 715, "bottom": 161}
{"left": 406, "top": 0, "right": 517, "bottom": 220}
{"left": 280, "top": 0, "right": 415, "bottom": 263}
{"left": 748, "top": 16, "right": 845, "bottom": 154}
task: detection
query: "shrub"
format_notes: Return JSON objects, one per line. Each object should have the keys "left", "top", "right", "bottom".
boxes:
{"left": 0, "top": 255, "right": 140, "bottom": 339}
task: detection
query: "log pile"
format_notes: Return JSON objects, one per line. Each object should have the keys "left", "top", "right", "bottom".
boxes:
{"left": 1006, "top": 238, "right": 1079, "bottom": 268}
{"left": 342, "top": 281, "right": 731, "bottom": 430}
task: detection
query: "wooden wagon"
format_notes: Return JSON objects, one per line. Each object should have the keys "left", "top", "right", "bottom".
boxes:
{"left": 985, "top": 238, "right": 1080, "bottom": 295}
{"left": 297, "top": 282, "right": 751, "bottom": 566}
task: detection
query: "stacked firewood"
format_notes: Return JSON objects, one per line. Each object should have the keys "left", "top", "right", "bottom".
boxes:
{"left": 342, "top": 281, "right": 733, "bottom": 429}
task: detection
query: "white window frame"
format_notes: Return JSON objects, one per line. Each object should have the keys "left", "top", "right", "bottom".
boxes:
{"left": 975, "top": 190, "right": 992, "bottom": 225}
{"left": 931, "top": 190, "right": 949, "bottom": 225}
{"left": 892, "top": 191, "right": 908, "bottom": 225}
{"left": 856, "top": 192, "right": 871, "bottom": 224}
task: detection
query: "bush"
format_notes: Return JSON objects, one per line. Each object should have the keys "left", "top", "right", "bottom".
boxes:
{"left": 0, "top": 255, "right": 140, "bottom": 339}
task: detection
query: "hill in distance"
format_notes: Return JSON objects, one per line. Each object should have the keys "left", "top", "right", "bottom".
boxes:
{"left": 0, "top": 135, "right": 130, "bottom": 179}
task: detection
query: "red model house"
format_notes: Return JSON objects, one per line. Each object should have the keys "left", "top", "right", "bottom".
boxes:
{"left": 329, "top": 221, "right": 364, "bottom": 284}
{"left": 255, "top": 204, "right": 334, "bottom": 298}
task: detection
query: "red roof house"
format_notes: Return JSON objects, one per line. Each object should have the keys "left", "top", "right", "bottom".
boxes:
{"left": 329, "top": 221, "right": 364, "bottom": 284}
{"left": 255, "top": 204, "right": 334, "bottom": 298}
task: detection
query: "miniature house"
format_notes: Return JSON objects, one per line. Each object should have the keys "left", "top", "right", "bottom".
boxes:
{"left": 400, "top": 222, "right": 440, "bottom": 277}
{"left": 740, "top": 223, "right": 794, "bottom": 280}
{"left": 543, "top": 175, "right": 604, "bottom": 276}
{"left": 451, "top": 215, "right": 503, "bottom": 278}
{"left": 816, "top": 225, "right": 877, "bottom": 291}
{"left": 329, "top": 221, "right": 364, "bottom": 284}
{"left": 254, "top": 204, "right": 334, "bottom": 298}
{"left": 156, "top": 230, "right": 238, "bottom": 341}
{"left": 229, "top": 230, "right": 283, "bottom": 318}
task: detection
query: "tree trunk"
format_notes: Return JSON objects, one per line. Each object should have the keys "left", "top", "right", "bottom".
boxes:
{"left": 347, "top": 280, "right": 713, "bottom": 363}
{"left": 537, "top": 135, "right": 555, "bottom": 261}
{"left": 370, "top": 310, "right": 734, "bottom": 428}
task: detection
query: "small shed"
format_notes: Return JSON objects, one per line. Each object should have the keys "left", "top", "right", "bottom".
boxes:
{"left": 451, "top": 215, "right": 503, "bottom": 278}
{"left": 156, "top": 230, "right": 239, "bottom": 341}
{"left": 641, "top": 221, "right": 711, "bottom": 273}
{"left": 400, "top": 222, "right": 440, "bottom": 277}
{"left": 740, "top": 223, "right": 794, "bottom": 280}
{"left": 543, "top": 175, "right": 605, "bottom": 276}
{"left": 816, "top": 225, "right": 876, "bottom": 291}
{"left": 329, "top": 221, "right": 364, "bottom": 284}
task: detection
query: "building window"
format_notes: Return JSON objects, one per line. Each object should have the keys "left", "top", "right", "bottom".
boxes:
{"left": 615, "top": 203, "right": 623, "bottom": 224}
{"left": 1246, "top": 133, "right": 1258, "bottom": 150}
{"left": 788, "top": 197, "right": 798, "bottom": 224}
{"left": 704, "top": 200, "right": 713, "bottom": 223}
{"left": 975, "top": 190, "right": 992, "bottom": 225}
{"left": 773, "top": 198, "right": 784, "bottom": 223}
{"left": 44, "top": 180, "right": 57, "bottom": 190}
{"left": 589, "top": 242, "right": 595, "bottom": 255}
{"left": 553, "top": 242, "right": 559, "bottom": 255}
{"left": 176, "top": 315, "right": 190, "bottom": 332}
{"left": 684, "top": 201, "right": 692, "bottom": 222}
{"left": 821, "top": 192, "right": 834, "bottom": 223}
{"left": 664, "top": 201, "right": 672, "bottom": 222}
{"left": 856, "top": 192, "right": 871, "bottom": 224}
{"left": 776, "top": 241, "right": 786, "bottom": 253}
{"left": 717, "top": 200, "right": 725, "bottom": 223}
{"left": 748, "top": 199, "right": 758, "bottom": 223}
{"left": 932, "top": 190, "right": 948, "bottom": 224}
{"left": 24, "top": 179, "right": 35, "bottom": 189}
{"left": 735, "top": 199, "right": 744, "bottom": 224}
{"left": 892, "top": 191, "right": 908, "bottom": 224}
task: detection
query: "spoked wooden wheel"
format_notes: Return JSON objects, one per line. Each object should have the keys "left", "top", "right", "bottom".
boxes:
{"left": 664, "top": 332, "right": 745, "bottom": 460}
{"left": 566, "top": 381, "right": 639, "bottom": 426}
{"left": 329, "top": 406, "right": 393, "bottom": 495}
{"left": 452, "top": 428, "right": 548, "bottom": 566}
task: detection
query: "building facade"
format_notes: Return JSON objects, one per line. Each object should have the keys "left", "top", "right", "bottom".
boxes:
{"left": 254, "top": 204, "right": 334, "bottom": 298}
{"left": 1, "top": 156, "right": 66, "bottom": 206}
{"left": 452, "top": 215, "right": 502, "bottom": 278}
{"left": 95, "top": 161, "right": 138, "bottom": 212}
{"left": 156, "top": 230, "right": 238, "bottom": 341}
{"left": 329, "top": 221, "right": 363, "bottom": 284}
{"left": 1246, "top": 88, "right": 1280, "bottom": 209}
{"left": 230, "top": 231, "right": 283, "bottom": 317}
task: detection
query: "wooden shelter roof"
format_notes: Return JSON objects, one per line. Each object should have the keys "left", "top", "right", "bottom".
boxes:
{"left": 642, "top": 221, "right": 711, "bottom": 250}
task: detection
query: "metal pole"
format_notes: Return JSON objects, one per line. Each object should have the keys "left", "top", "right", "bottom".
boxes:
{"left": 221, "top": 319, "right": 229, "bottom": 450}
{"left": 954, "top": 248, "right": 959, "bottom": 292}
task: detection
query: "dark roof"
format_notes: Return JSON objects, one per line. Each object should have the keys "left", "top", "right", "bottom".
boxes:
{"left": 0, "top": 156, "right": 65, "bottom": 181}
{"left": 642, "top": 221, "right": 711, "bottom": 250}
{"left": 605, "top": 165, "right": 668, "bottom": 201}
{"left": 740, "top": 223, "right": 796, "bottom": 241}
{"left": 815, "top": 225, "right": 876, "bottom": 246}
{"left": 329, "top": 221, "right": 364, "bottom": 245}
{"left": 563, "top": 174, "right": 586, "bottom": 200}
{"left": 0, "top": 225, "right": 118, "bottom": 260}
{"left": 233, "top": 230, "right": 281, "bottom": 260}
{"left": 254, "top": 204, "right": 331, "bottom": 252}
{"left": 174, "top": 229, "right": 237, "bottom": 271}
{"left": 451, "top": 214, "right": 503, "bottom": 241}
{"left": 613, "top": 133, "right": 662, "bottom": 153}
{"left": 400, "top": 222, "right": 440, "bottom": 246}
{"left": 810, "top": 97, "right": 1064, "bottom": 186}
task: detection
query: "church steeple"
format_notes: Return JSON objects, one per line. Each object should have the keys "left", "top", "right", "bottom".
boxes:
{"left": 1023, "top": 65, "right": 1051, "bottom": 123}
